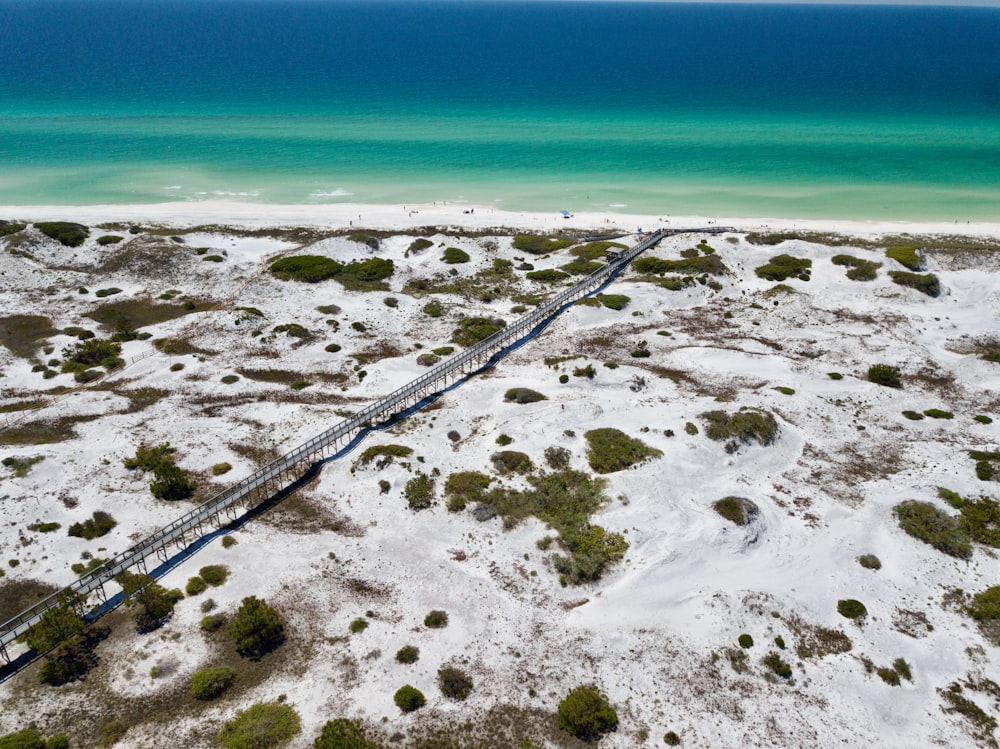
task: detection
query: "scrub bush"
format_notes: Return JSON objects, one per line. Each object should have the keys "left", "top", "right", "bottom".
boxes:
{"left": 217, "top": 702, "right": 301, "bottom": 749}
{"left": 556, "top": 685, "right": 618, "bottom": 742}
{"left": 393, "top": 685, "right": 426, "bottom": 713}
{"left": 583, "top": 428, "right": 662, "bottom": 474}
{"left": 191, "top": 665, "right": 238, "bottom": 700}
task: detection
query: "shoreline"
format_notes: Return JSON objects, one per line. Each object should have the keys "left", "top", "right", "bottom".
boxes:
{"left": 2, "top": 201, "right": 999, "bottom": 239}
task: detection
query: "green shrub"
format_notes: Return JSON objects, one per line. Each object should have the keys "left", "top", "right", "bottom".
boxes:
{"left": 754, "top": 254, "right": 812, "bottom": 281}
{"left": 773, "top": 386, "right": 795, "bottom": 395}
{"left": 504, "top": 387, "right": 547, "bottom": 404}
{"left": 438, "top": 666, "right": 473, "bottom": 701}
{"left": 867, "top": 364, "right": 902, "bottom": 388}
{"left": 124, "top": 442, "right": 175, "bottom": 472}
{"left": 416, "top": 353, "right": 440, "bottom": 366}
{"left": 99, "top": 719, "right": 127, "bottom": 747}
{"left": 186, "top": 576, "right": 208, "bottom": 596}
{"left": 94, "top": 287, "right": 123, "bottom": 298}
{"left": 191, "top": 665, "right": 238, "bottom": 700}
{"left": 556, "top": 685, "right": 618, "bottom": 742}
{"left": 61, "top": 338, "right": 122, "bottom": 371}
{"left": 0, "top": 729, "right": 47, "bottom": 749}
{"left": 968, "top": 585, "right": 1000, "bottom": 645}
{"left": 26, "top": 520, "right": 60, "bottom": 533}
{"left": 213, "top": 462, "right": 232, "bottom": 476}
{"left": 444, "top": 471, "right": 492, "bottom": 509}
{"left": 313, "top": 719, "right": 380, "bottom": 749}
{"left": 421, "top": 300, "right": 444, "bottom": 318}
{"left": 222, "top": 535, "right": 238, "bottom": 549}
{"left": 512, "top": 235, "right": 573, "bottom": 255}
{"left": 561, "top": 257, "right": 603, "bottom": 275}
{"left": 573, "top": 363, "right": 596, "bottom": 378}
{"left": 339, "top": 258, "right": 395, "bottom": 291}
{"left": 3, "top": 456, "right": 44, "bottom": 478}
{"left": 442, "top": 247, "right": 470, "bottom": 264}
{"left": 200, "top": 613, "right": 227, "bottom": 632}
{"left": 404, "top": 473, "right": 435, "bottom": 510}
{"left": 831, "top": 254, "right": 880, "bottom": 281}
{"left": 894, "top": 500, "right": 971, "bottom": 559}
{"left": 200, "top": 565, "right": 229, "bottom": 586}
{"left": 975, "top": 415, "right": 993, "bottom": 424}
{"left": 229, "top": 596, "right": 284, "bottom": 659}
{"left": 222, "top": 374, "right": 239, "bottom": 384}
{"left": 544, "top": 445, "right": 572, "bottom": 470}
{"left": 270, "top": 255, "right": 343, "bottom": 283}
{"left": 663, "top": 731, "right": 681, "bottom": 746}
{"left": 432, "top": 346, "right": 454, "bottom": 356}
{"left": 837, "top": 599, "right": 868, "bottom": 619}
{"left": 876, "top": 666, "right": 901, "bottom": 686}
{"left": 886, "top": 245, "right": 923, "bottom": 271}
{"left": 150, "top": 461, "right": 195, "bottom": 501}
{"left": 828, "top": 372, "right": 843, "bottom": 380}
{"left": 116, "top": 571, "right": 182, "bottom": 632}
{"left": 349, "top": 617, "right": 369, "bottom": 634}
{"left": 396, "top": 645, "right": 419, "bottom": 664}
{"left": 490, "top": 450, "right": 534, "bottom": 475}
{"left": 407, "top": 237, "right": 433, "bottom": 255}
{"left": 356, "top": 444, "right": 413, "bottom": 467}
{"left": 763, "top": 651, "right": 792, "bottom": 678}
{"left": 35, "top": 222, "right": 89, "bottom": 247}
{"left": 393, "top": 685, "right": 426, "bottom": 713}
{"left": 559, "top": 374, "right": 569, "bottom": 383}
{"left": 713, "top": 497, "right": 757, "bottom": 526}
{"left": 526, "top": 269, "right": 570, "bottom": 283}
{"left": 0, "top": 220, "right": 27, "bottom": 237}
{"left": 451, "top": 316, "right": 506, "bottom": 347}
{"left": 700, "top": 409, "right": 779, "bottom": 451}
{"left": 774, "top": 636, "right": 786, "bottom": 649}
{"left": 889, "top": 271, "right": 940, "bottom": 297}
{"left": 633, "top": 254, "right": 727, "bottom": 276}
{"left": 583, "top": 428, "right": 662, "bottom": 474}
{"left": 424, "top": 610, "right": 448, "bottom": 628}
{"left": 67, "top": 510, "right": 117, "bottom": 540}
{"left": 858, "top": 554, "right": 882, "bottom": 570}
{"left": 202, "top": 254, "right": 224, "bottom": 262}
{"left": 738, "top": 633, "right": 753, "bottom": 648}
{"left": 923, "top": 408, "right": 954, "bottom": 419}
{"left": 902, "top": 410, "right": 925, "bottom": 420}
{"left": 96, "top": 234, "right": 124, "bottom": 245}
{"left": 217, "top": 702, "right": 301, "bottom": 749}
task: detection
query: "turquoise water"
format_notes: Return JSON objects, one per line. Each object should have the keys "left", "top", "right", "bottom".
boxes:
{"left": 1, "top": 1, "right": 999, "bottom": 219}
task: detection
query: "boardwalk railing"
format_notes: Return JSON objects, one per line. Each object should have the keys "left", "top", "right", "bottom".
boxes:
{"left": 0, "top": 226, "right": 730, "bottom": 660}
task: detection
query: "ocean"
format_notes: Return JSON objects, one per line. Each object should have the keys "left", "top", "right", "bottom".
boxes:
{"left": 1, "top": 0, "right": 999, "bottom": 220}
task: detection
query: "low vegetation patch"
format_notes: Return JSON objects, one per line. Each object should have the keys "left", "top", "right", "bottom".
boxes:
{"left": 886, "top": 245, "right": 924, "bottom": 271}
{"left": 355, "top": 443, "right": 413, "bottom": 468}
{"left": 571, "top": 240, "right": 625, "bottom": 259}
{"left": 438, "top": 666, "right": 474, "bottom": 701}
{"left": 396, "top": 645, "right": 419, "bottom": 664}
{"left": 763, "top": 651, "right": 793, "bottom": 679}
{"left": 191, "top": 665, "right": 238, "bottom": 700}
{"left": 583, "top": 428, "right": 662, "bottom": 474}
{"left": 595, "top": 293, "right": 629, "bottom": 310}
{"left": 442, "top": 246, "right": 470, "bottom": 263}
{"left": 713, "top": 496, "right": 759, "bottom": 526}
{"left": 633, "top": 254, "right": 727, "bottom": 276}
{"left": 755, "top": 254, "right": 812, "bottom": 282}
{"left": 867, "top": 363, "right": 902, "bottom": 388}
{"left": 116, "top": 570, "right": 183, "bottom": 632}
{"left": 451, "top": 316, "right": 506, "bottom": 347}
{"left": 313, "top": 720, "right": 380, "bottom": 749}
{"left": 2, "top": 455, "right": 44, "bottom": 478}
{"left": 858, "top": 554, "right": 882, "bottom": 570}
{"left": 526, "top": 268, "right": 570, "bottom": 283}
{"left": 490, "top": 450, "right": 534, "bottom": 475}
{"left": 504, "top": 387, "right": 547, "bottom": 404}
{"left": 67, "top": 511, "right": 117, "bottom": 540}
{"left": 889, "top": 271, "right": 940, "bottom": 297}
{"left": 512, "top": 234, "right": 574, "bottom": 255}
{"left": 217, "top": 701, "right": 301, "bottom": 749}
{"left": 270, "top": 255, "right": 394, "bottom": 290}
{"left": 444, "top": 471, "right": 492, "bottom": 512}
{"left": 701, "top": 408, "right": 779, "bottom": 452}
{"left": 837, "top": 599, "right": 868, "bottom": 619}
{"left": 894, "top": 500, "right": 971, "bottom": 559}
{"left": 967, "top": 585, "right": 1000, "bottom": 645}
{"left": 229, "top": 596, "right": 285, "bottom": 659}
{"left": 35, "top": 221, "right": 89, "bottom": 247}
{"left": 405, "top": 473, "right": 435, "bottom": 510}
{"left": 831, "top": 254, "right": 881, "bottom": 281}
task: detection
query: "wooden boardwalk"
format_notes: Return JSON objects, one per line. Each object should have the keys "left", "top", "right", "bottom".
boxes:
{"left": 0, "top": 226, "right": 731, "bottom": 664}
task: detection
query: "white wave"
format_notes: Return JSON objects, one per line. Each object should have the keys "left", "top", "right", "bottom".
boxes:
{"left": 609, "top": 203, "right": 628, "bottom": 208}
{"left": 163, "top": 185, "right": 182, "bottom": 190}
{"left": 309, "top": 188, "right": 353, "bottom": 199}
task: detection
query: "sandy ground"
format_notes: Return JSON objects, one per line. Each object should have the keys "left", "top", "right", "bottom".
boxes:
{"left": 0, "top": 211, "right": 998, "bottom": 748}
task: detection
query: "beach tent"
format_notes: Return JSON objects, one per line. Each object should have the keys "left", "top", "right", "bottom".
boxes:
{"left": 561, "top": 210, "right": 573, "bottom": 219}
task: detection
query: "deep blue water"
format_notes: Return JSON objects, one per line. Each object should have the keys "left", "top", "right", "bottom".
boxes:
{"left": 1, "top": 0, "right": 999, "bottom": 218}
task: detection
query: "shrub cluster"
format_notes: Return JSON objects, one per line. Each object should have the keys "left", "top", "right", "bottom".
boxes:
{"left": 857, "top": 554, "right": 882, "bottom": 570}
{"left": 395, "top": 645, "right": 419, "bottom": 664}
{"left": 270, "top": 255, "right": 394, "bottom": 290}
{"left": 444, "top": 471, "right": 492, "bottom": 512}
{"left": 116, "top": 571, "right": 183, "bottom": 632}
{"left": 885, "top": 245, "right": 924, "bottom": 271}
{"left": 633, "top": 254, "right": 727, "bottom": 276}
{"left": 490, "top": 450, "right": 535, "bottom": 475}
{"left": 512, "top": 234, "right": 573, "bottom": 254}
{"left": 442, "top": 246, "right": 470, "bottom": 264}
{"left": 424, "top": 610, "right": 448, "bottom": 628}
{"left": 451, "top": 316, "right": 506, "bottom": 347}
{"left": 831, "top": 254, "right": 880, "bottom": 281}
{"left": 217, "top": 702, "right": 301, "bottom": 749}
{"left": 504, "top": 387, "right": 547, "bottom": 404}
{"left": 355, "top": 443, "right": 413, "bottom": 469}
{"left": 867, "top": 364, "right": 902, "bottom": 388}
{"left": 393, "top": 685, "right": 426, "bottom": 713}
{"left": 893, "top": 500, "right": 971, "bottom": 559}
{"left": 583, "top": 428, "right": 662, "bottom": 474}
{"left": 889, "top": 271, "right": 940, "bottom": 297}
{"left": 754, "top": 254, "right": 812, "bottom": 282}
{"left": 191, "top": 665, "right": 238, "bottom": 700}
{"left": 837, "top": 599, "right": 868, "bottom": 619}
{"left": 438, "top": 666, "right": 474, "bottom": 701}
{"left": 35, "top": 221, "right": 89, "bottom": 247}
{"left": 967, "top": 585, "right": 1000, "bottom": 645}
{"left": 713, "top": 496, "right": 758, "bottom": 526}
{"left": 124, "top": 442, "right": 196, "bottom": 501}
{"left": 700, "top": 408, "right": 779, "bottom": 452}
{"left": 763, "top": 651, "right": 792, "bottom": 678}
{"left": 67, "top": 510, "right": 117, "bottom": 540}
{"left": 404, "top": 473, "right": 435, "bottom": 510}
{"left": 313, "top": 719, "right": 380, "bottom": 749}
{"left": 526, "top": 268, "right": 570, "bottom": 283}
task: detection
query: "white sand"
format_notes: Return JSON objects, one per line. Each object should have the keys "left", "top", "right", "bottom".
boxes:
{"left": 0, "top": 212, "right": 998, "bottom": 748}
